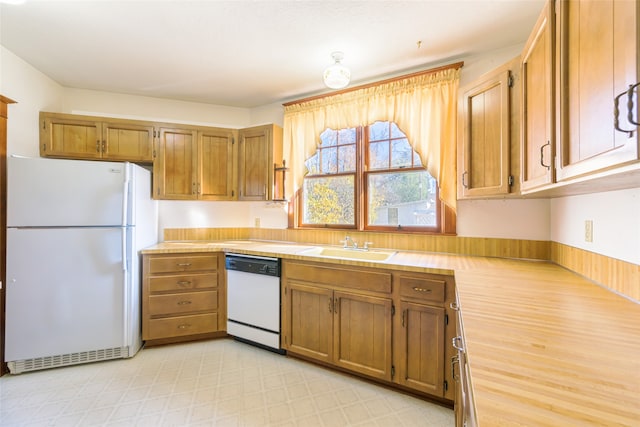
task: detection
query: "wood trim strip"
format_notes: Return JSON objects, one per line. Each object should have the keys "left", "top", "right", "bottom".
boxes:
{"left": 551, "top": 242, "right": 640, "bottom": 302}
{"left": 282, "top": 61, "right": 464, "bottom": 107}
{"left": 164, "top": 227, "right": 550, "bottom": 260}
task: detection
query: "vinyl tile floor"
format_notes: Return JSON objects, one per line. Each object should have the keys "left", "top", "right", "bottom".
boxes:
{"left": 0, "top": 339, "right": 454, "bottom": 426}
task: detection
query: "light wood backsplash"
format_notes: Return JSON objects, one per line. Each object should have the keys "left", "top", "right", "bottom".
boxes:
{"left": 164, "top": 227, "right": 550, "bottom": 259}
{"left": 551, "top": 242, "right": 640, "bottom": 302}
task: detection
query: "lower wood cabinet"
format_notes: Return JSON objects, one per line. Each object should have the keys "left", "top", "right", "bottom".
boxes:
{"left": 282, "top": 259, "right": 455, "bottom": 401}
{"left": 142, "top": 252, "right": 226, "bottom": 345}
{"left": 395, "top": 273, "right": 454, "bottom": 399}
{"left": 284, "top": 267, "right": 393, "bottom": 381}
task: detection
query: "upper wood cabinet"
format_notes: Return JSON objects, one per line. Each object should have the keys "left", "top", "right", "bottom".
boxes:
{"left": 238, "top": 124, "right": 283, "bottom": 201}
{"left": 154, "top": 126, "right": 236, "bottom": 201}
{"left": 154, "top": 127, "right": 198, "bottom": 200}
{"left": 40, "top": 112, "right": 154, "bottom": 162}
{"left": 555, "top": 0, "right": 638, "bottom": 181}
{"left": 458, "top": 62, "right": 515, "bottom": 198}
{"left": 521, "top": 0, "right": 555, "bottom": 191}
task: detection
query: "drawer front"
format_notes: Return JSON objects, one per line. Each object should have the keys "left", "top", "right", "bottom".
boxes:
{"left": 283, "top": 261, "right": 392, "bottom": 294}
{"left": 147, "top": 254, "right": 218, "bottom": 274}
{"left": 399, "top": 275, "right": 446, "bottom": 303}
{"left": 148, "top": 290, "right": 218, "bottom": 316}
{"left": 148, "top": 273, "right": 217, "bottom": 293}
{"left": 146, "top": 313, "right": 219, "bottom": 340}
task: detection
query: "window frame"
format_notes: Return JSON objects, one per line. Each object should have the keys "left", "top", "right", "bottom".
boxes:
{"left": 294, "top": 123, "right": 451, "bottom": 234}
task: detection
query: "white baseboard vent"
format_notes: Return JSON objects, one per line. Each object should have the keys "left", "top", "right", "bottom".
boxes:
{"left": 7, "top": 347, "right": 128, "bottom": 374}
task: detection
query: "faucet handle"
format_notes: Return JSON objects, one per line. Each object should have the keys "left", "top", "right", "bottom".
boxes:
{"left": 340, "top": 235, "right": 352, "bottom": 248}
{"left": 363, "top": 241, "right": 373, "bottom": 250}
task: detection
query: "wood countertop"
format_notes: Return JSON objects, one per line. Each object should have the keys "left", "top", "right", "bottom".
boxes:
{"left": 142, "top": 240, "right": 640, "bottom": 426}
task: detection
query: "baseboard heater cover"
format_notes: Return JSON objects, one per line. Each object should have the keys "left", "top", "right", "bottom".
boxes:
{"left": 7, "top": 346, "right": 129, "bottom": 374}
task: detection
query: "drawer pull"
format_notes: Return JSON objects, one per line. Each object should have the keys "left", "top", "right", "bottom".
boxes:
{"left": 177, "top": 281, "right": 192, "bottom": 287}
{"left": 177, "top": 263, "right": 192, "bottom": 267}
{"left": 177, "top": 300, "right": 192, "bottom": 305}
{"left": 177, "top": 324, "right": 191, "bottom": 329}
{"left": 412, "top": 287, "right": 432, "bottom": 293}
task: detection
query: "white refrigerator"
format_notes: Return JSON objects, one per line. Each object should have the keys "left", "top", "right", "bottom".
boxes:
{"left": 5, "top": 156, "right": 158, "bottom": 374}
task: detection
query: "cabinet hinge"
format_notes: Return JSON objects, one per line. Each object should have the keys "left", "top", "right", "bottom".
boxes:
{"left": 391, "top": 305, "right": 395, "bottom": 316}
{"left": 391, "top": 365, "right": 395, "bottom": 379}
{"left": 232, "top": 137, "right": 235, "bottom": 145}
{"left": 284, "top": 287, "right": 287, "bottom": 295}
{"left": 42, "top": 120, "right": 46, "bottom": 130}
{"left": 445, "top": 313, "right": 449, "bottom": 325}
{"left": 508, "top": 175, "right": 514, "bottom": 186}
{"left": 232, "top": 190, "right": 235, "bottom": 197}
{"left": 42, "top": 143, "right": 46, "bottom": 152}
{"left": 444, "top": 380, "right": 448, "bottom": 392}
{"left": 508, "top": 75, "right": 514, "bottom": 87}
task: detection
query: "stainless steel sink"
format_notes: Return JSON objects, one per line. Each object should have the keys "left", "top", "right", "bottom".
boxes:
{"left": 298, "top": 246, "right": 396, "bottom": 262}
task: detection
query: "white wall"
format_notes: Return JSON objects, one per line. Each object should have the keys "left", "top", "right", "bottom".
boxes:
{"left": 551, "top": 188, "right": 640, "bottom": 264}
{"left": 457, "top": 198, "right": 550, "bottom": 240}
{"left": 0, "top": 46, "right": 64, "bottom": 157}
{"left": 63, "top": 88, "right": 251, "bottom": 129}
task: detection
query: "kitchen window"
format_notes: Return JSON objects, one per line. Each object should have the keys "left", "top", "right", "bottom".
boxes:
{"left": 299, "top": 121, "right": 441, "bottom": 232}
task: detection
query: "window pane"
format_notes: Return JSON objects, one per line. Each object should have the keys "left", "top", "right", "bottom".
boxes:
{"left": 305, "top": 155, "right": 320, "bottom": 175}
{"left": 338, "top": 128, "right": 356, "bottom": 144}
{"left": 390, "top": 122, "right": 404, "bottom": 138}
{"left": 369, "top": 121, "right": 389, "bottom": 141}
{"left": 369, "top": 141, "right": 389, "bottom": 170}
{"left": 338, "top": 145, "right": 356, "bottom": 172}
{"left": 320, "top": 128, "right": 337, "bottom": 147}
{"left": 367, "top": 170, "right": 437, "bottom": 227}
{"left": 320, "top": 147, "right": 337, "bottom": 174}
{"left": 391, "top": 138, "right": 413, "bottom": 168}
{"left": 303, "top": 175, "right": 355, "bottom": 225}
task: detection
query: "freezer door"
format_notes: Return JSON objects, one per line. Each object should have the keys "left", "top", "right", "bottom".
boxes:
{"left": 5, "top": 227, "right": 127, "bottom": 361}
{"left": 7, "top": 156, "right": 127, "bottom": 227}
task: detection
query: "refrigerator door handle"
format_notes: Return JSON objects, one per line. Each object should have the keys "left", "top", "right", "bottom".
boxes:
{"left": 122, "top": 164, "right": 130, "bottom": 226}
{"left": 122, "top": 227, "right": 128, "bottom": 272}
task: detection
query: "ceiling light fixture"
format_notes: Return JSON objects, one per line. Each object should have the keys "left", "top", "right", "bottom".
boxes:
{"left": 323, "top": 51, "right": 350, "bottom": 89}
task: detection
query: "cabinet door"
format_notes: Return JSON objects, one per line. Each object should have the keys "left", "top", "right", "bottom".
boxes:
{"left": 333, "top": 291, "right": 392, "bottom": 381}
{"left": 40, "top": 114, "right": 102, "bottom": 159}
{"left": 238, "top": 126, "right": 270, "bottom": 200}
{"left": 102, "top": 121, "right": 154, "bottom": 162}
{"left": 154, "top": 127, "right": 198, "bottom": 200}
{"left": 459, "top": 66, "right": 512, "bottom": 197}
{"left": 284, "top": 282, "right": 333, "bottom": 364}
{"left": 397, "top": 301, "right": 446, "bottom": 396}
{"left": 198, "top": 129, "right": 236, "bottom": 200}
{"left": 521, "top": 0, "right": 555, "bottom": 191}
{"left": 556, "top": 0, "right": 638, "bottom": 180}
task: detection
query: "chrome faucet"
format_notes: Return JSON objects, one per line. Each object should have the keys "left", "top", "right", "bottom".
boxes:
{"left": 340, "top": 236, "right": 373, "bottom": 251}
{"left": 341, "top": 235, "right": 357, "bottom": 249}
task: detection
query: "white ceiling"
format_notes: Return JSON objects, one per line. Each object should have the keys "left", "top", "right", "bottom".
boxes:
{"left": 0, "top": 0, "right": 545, "bottom": 108}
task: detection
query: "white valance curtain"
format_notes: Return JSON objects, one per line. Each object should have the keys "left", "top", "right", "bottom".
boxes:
{"left": 283, "top": 66, "right": 460, "bottom": 212}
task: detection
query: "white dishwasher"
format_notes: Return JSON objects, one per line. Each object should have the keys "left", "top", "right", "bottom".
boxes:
{"left": 225, "top": 254, "right": 284, "bottom": 353}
